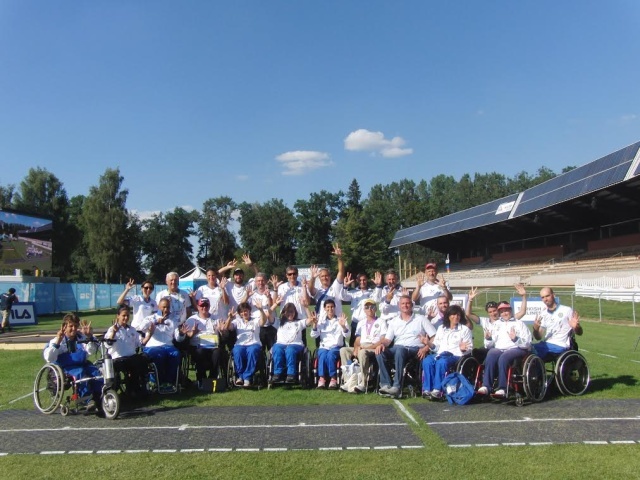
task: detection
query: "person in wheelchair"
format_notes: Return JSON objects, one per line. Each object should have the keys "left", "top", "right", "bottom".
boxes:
{"left": 532, "top": 287, "right": 583, "bottom": 360}
{"left": 270, "top": 302, "right": 314, "bottom": 383}
{"left": 182, "top": 297, "right": 226, "bottom": 390}
{"left": 466, "top": 284, "right": 528, "bottom": 363}
{"left": 104, "top": 305, "right": 148, "bottom": 398}
{"left": 139, "top": 297, "right": 184, "bottom": 393}
{"left": 339, "top": 298, "right": 386, "bottom": 393}
{"left": 310, "top": 299, "right": 350, "bottom": 389}
{"left": 375, "top": 295, "right": 436, "bottom": 398}
{"left": 421, "top": 305, "right": 473, "bottom": 399}
{"left": 476, "top": 301, "right": 532, "bottom": 398}
{"left": 221, "top": 300, "right": 267, "bottom": 387}
{"left": 43, "top": 313, "right": 103, "bottom": 411}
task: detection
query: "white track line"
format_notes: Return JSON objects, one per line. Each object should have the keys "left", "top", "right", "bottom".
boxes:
{"left": 0, "top": 421, "right": 406, "bottom": 434}
{"left": 429, "top": 416, "right": 640, "bottom": 426}
{"left": 394, "top": 399, "right": 419, "bottom": 425}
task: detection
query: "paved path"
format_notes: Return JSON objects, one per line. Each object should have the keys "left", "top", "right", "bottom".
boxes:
{"left": 2, "top": 399, "right": 640, "bottom": 455}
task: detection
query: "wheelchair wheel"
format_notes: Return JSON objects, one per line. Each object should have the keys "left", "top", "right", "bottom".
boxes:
{"left": 102, "top": 389, "right": 120, "bottom": 420}
{"left": 457, "top": 355, "right": 481, "bottom": 389}
{"left": 522, "top": 355, "right": 547, "bottom": 403}
{"left": 302, "top": 349, "right": 314, "bottom": 389}
{"left": 33, "top": 363, "right": 65, "bottom": 415}
{"left": 226, "top": 356, "right": 236, "bottom": 390}
{"left": 555, "top": 351, "right": 590, "bottom": 396}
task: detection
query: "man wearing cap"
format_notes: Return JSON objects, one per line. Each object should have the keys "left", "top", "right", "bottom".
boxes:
{"left": 183, "top": 296, "right": 226, "bottom": 389}
{"left": 340, "top": 298, "right": 386, "bottom": 393}
{"left": 1, "top": 287, "right": 19, "bottom": 333}
{"left": 477, "top": 300, "right": 532, "bottom": 397}
{"left": 532, "top": 287, "right": 582, "bottom": 360}
{"left": 411, "top": 261, "right": 452, "bottom": 308}
{"left": 155, "top": 272, "right": 191, "bottom": 325}
{"left": 224, "top": 254, "right": 259, "bottom": 311}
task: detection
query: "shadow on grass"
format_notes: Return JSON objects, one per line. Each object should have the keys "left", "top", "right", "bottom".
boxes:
{"left": 589, "top": 375, "right": 638, "bottom": 392}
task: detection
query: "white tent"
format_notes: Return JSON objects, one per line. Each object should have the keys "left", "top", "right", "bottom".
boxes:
{"left": 179, "top": 264, "right": 207, "bottom": 292}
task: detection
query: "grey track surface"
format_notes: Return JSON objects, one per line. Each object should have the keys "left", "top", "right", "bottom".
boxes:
{"left": 412, "top": 398, "right": 640, "bottom": 446}
{"left": 0, "top": 404, "right": 423, "bottom": 454}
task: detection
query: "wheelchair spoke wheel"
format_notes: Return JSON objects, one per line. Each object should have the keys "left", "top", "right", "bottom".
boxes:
{"left": 102, "top": 390, "right": 120, "bottom": 420}
{"left": 457, "top": 356, "right": 481, "bottom": 389}
{"left": 523, "top": 355, "right": 547, "bottom": 402}
{"left": 555, "top": 351, "right": 590, "bottom": 396}
{"left": 33, "top": 363, "right": 65, "bottom": 414}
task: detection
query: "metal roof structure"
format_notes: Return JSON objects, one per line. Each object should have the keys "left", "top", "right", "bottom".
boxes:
{"left": 390, "top": 141, "right": 640, "bottom": 255}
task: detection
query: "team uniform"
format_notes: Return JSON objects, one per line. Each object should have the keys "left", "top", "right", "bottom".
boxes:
{"left": 271, "top": 319, "right": 308, "bottom": 378}
{"left": 339, "top": 316, "right": 386, "bottom": 384}
{"left": 155, "top": 289, "right": 190, "bottom": 325}
{"left": 313, "top": 279, "right": 345, "bottom": 323}
{"left": 139, "top": 313, "right": 184, "bottom": 387}
{"left": 122, "top": 294, "right": 158, "bottom": 330}
{"left": 342, "top": 287, "right": 375, "bottom": 346}
{"left": 422, "top": 324, "right": 472, "bottom": 394}
{"left": 184, "top": 313, "right": 224, "bottom": 382}
{"left": 533, "top": 304, "right": 575, "bottom": 360}
{"left": 416, "top": 282, "right": 445, "bottom": 308}
{"left": 105, "top": 323, "right": 148, "bottom": 395}
{"left": 277, "top": 282, "right": 308, "bottom": 320}
{"left": 372, "top": 285, "right": 404, "bottom": 323}
{"left": 311, "top": 316, "right": 350, "bottom": 380}
{"left": 194, "top": 284, "right": 227, "bottom": 320}
{"left": 230, "top": 315, "right": 262, "bottom": 382}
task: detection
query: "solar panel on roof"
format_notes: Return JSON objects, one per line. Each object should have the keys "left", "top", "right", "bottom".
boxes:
{"left": 512, "top": 141, "right": 640, "bottom": 218}
{"left": 389, "top": 193, "right": 519, "bottom": 248}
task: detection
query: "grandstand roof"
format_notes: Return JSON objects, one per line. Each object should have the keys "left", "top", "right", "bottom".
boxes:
{"left": 390, "top": 140, "right": 640, "bottom": 253}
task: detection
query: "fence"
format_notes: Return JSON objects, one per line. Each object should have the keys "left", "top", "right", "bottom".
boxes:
{"left": 0, "top": 282, "right": 136, "bottom": 316}
{"left": 455, "top": 288, "right": 639, "bottom": 325}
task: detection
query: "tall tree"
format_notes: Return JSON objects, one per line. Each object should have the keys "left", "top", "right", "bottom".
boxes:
{"left": 12, "top": 167, "right": 71, "bottom": 278}
{"left": 0, "top": 184, "right": 14, "bottom": 209}
{"left": 346, "top": 178, "right": 362, "bottom": 212}
{"left": 141, "top": 207, "right": 197, "bottom": 282}
{"left": 238, "top": 199, "right": 296, "bottom": 275}
{"left": 294, "top": 191, "right": 344, "bottom": 265}
{"left": 80, "top": 168, "right": 130, "bottom": 283}
{"left": 197, "top": 196, "right": 238, "bottom": 268}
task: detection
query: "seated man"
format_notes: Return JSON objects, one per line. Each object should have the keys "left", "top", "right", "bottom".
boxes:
{"left": 310, "top": 299, "right": 350, "bottom": 389}
{"left": 104, "top": 305, "right": 148, "bottom": 397}
{"left": 183, "top": 297, "right": 225, "bottom": 389}
{"left": 140, "top": 297, "right": 184, "bottom": 393}
{"left": 477, "top": 301, "right": 532, "bottom": 397}
{"left": 340, "top": 298, "right": 386, "bottom": 393}
{"left": 532, "top": 287, "right": 582, "bottom": 360}
{"left": 375, "top": 295, "right": 436, "bottom": 398}
{"left": 43, "top": 313, "right": 102, "bottom": 410}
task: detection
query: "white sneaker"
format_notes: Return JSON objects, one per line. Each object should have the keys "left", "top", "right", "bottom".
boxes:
{"left": 493, "top": 389, "right": 506, "bottom": 397}
{"left": 477, "top": 386, "right": 489, "bottom": 395}
{"left": 378, "top": 384, "right": 391, "bottom": 394}
{"left": 387, "top": 386, "right": 400, "bottom": 397}
{"left": 430, "top": 389, "right": 442, "bottom": 399}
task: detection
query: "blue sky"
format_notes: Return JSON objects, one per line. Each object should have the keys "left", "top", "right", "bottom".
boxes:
{"left": 1, "top": 1, "right": 639, "bottom": 220}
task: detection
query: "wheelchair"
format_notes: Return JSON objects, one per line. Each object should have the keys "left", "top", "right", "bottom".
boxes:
{"left": 267, "top": 346, "right": 313, "bottom": 389}
{"left": 377, "top": 351, "right": 423, "bottom": 399}
{"left": 544, "top": 349, "right": 590, "bottom": 396}
{"left": 456, "top": 351, "right": 547, "bottom": 406}
{"left": 33, "top": 339, "right": 120, "bottom": 419}
{"left": 312, "top": 348, "right": 343, "bottom": 388}
{"left": 423, "top": 353, "right": 477, "bottom": 401}
{"left": 226, "top": 348, "right": 269, "bottom": 390}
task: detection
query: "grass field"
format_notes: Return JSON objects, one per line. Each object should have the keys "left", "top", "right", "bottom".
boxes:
{"left": 1, "top": 311, "right": 639, "bottom": 478}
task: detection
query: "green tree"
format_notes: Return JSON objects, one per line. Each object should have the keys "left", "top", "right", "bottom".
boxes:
{"left": 197, "top": 196, "right": 238, "bottom": 268}
{"left": 12, "top": 167, "right": 71, "bottom": 278}
{"left": 294, "top": 191, "right": 344, "bottom": 265}
{"left": 238, "top": 199, "right": 296, "bottom": 275}
{"left": 0, "top": 185, "right": 14, "bottom": 209}
{"left": 67, "top": 195, "right": 95, "bottom": 282}
{"left": 80, "top": 168, "right": 130, "bottom": 283}
{"left": 141, "top": 207, "right": 198, "bottom": 282}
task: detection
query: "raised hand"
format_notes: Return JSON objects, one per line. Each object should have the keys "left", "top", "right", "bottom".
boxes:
{"left": 126, "top": 278, "right": 135, "bottom": 290}
{"left": 438, "top": 275, "right": 447, "bottom": 289}
{"left": 374, "top": 271, "right": 382, "bottom": 286}
{"left": 344, "top": 272, "right": 353, "bottom": 286}
{"left": 468, "top": 286, "right": 478, "bottom": 301}
{"left": 509, "top": 326, "right": 517, "bottom": 341}
{"left": 338, "top": 313, "right": 347, "bottom": 327}
{"left": 332, "top": 243, "right": 342, "bottom": 257}
{"left": 416, "top": 272, "right": 425, "bottom": 287}
{"left": 514, "top": 283, "right": 526, "bottom": 296}
{"left": 242, "top": 254, "right": 253, "bottom": 266}
{"left": 79, "top": 319, "right": 92, "bottom": 336}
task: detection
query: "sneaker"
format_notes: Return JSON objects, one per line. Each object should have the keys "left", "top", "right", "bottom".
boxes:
{"left": 422, "top": 390, "right": 431, "bottom": 399}
{"left": 477, "top": 386, "right": 489, "bottom": 396}
{"left": 378, "top": 384, "right": 391, "bottom": 394}
{"left": 235, "top": 378, "right": 243, "bottom": 386}
{"left": 243, "top": 379, "right": 251, "bottom": 387}
{"left": 493, "top": 389, "right": 506, "bottom": 398}
{"left": 354, "top": 384, "right": 365, "bottom": 394}
{"left": 430, "top": 389, "right": 442, "bottom": 400}
{"left": 85, "top": 399, "right": 97, "bottom": 412}
{"left": 386, "top": 386, "right": 400, "bottom": 398}
{"left": 317, "top": 377, "right": 326, "bottom": 389}
{"left": 328, "top": 378, "right": 338, "bottom": 390}
{"left": 285, "top": 375, "right": 296, "bottom": 383}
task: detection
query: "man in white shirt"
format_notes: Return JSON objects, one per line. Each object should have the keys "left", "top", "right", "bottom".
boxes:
{"left": 532, "top": 287, "right": 582, "bottom": 360}
{"left": 155, "top": 272, "right": 191, "bottom": 326}
{"left": 411, "top": 261, "right": 452, "bottom": 308}
{"left": 375, "top": 295, "right": 436, "bottom": 398}
{"left": 371, "top": 269, "right": 405, "bottom": 323}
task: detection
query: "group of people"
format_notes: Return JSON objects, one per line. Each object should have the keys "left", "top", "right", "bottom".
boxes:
{"left": 41, "top": 250, "right": 584, "bottom": 406}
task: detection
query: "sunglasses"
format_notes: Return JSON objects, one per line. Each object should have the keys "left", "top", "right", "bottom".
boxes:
{"left": 286, "top": 272, "right": 296, "bottom": 276}
{"left": 485, "top": 302, "right": 498, "bottom": 309}
{"left": 142, "top": 286, "right": 153, "bottom": 290}
{"left": 364, "top": 304, "right": 376, "bottom": 309}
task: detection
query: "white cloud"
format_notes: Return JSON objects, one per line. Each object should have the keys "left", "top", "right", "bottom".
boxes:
{"left": 236, "top": 175, "right": 249, "bottom": 181}
{"left": 344, "top": 128, "right": 413, "bottom": 158}
{"left": 275, "top": 150, "right": 333, "bottom": 176}
{"left": 619, "top": 113, "right": 637, "bottom": 123}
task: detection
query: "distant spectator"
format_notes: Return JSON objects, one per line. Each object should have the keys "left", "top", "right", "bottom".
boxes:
{"left": 0, "top": 287, "right": 19, "bottom": 333}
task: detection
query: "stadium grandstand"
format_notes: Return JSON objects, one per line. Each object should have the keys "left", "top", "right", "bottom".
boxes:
{"left": 392, "top": 141, "right": 640, "bottom": 288}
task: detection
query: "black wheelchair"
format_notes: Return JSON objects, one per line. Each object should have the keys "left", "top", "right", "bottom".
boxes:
{"left": 33, "top": 339, "right": 120, "bottom": 419}
{"left": 226, "top": 348, "right": 269, "bottom": 390}
{"left": 376, "top": 352, "right": 423, "bottom": 399}
{"left": 267, "top": 346, "right": 314, "bottom": 389}
{"left": 543, "top": 349, "right": 590, "bottom": 396}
